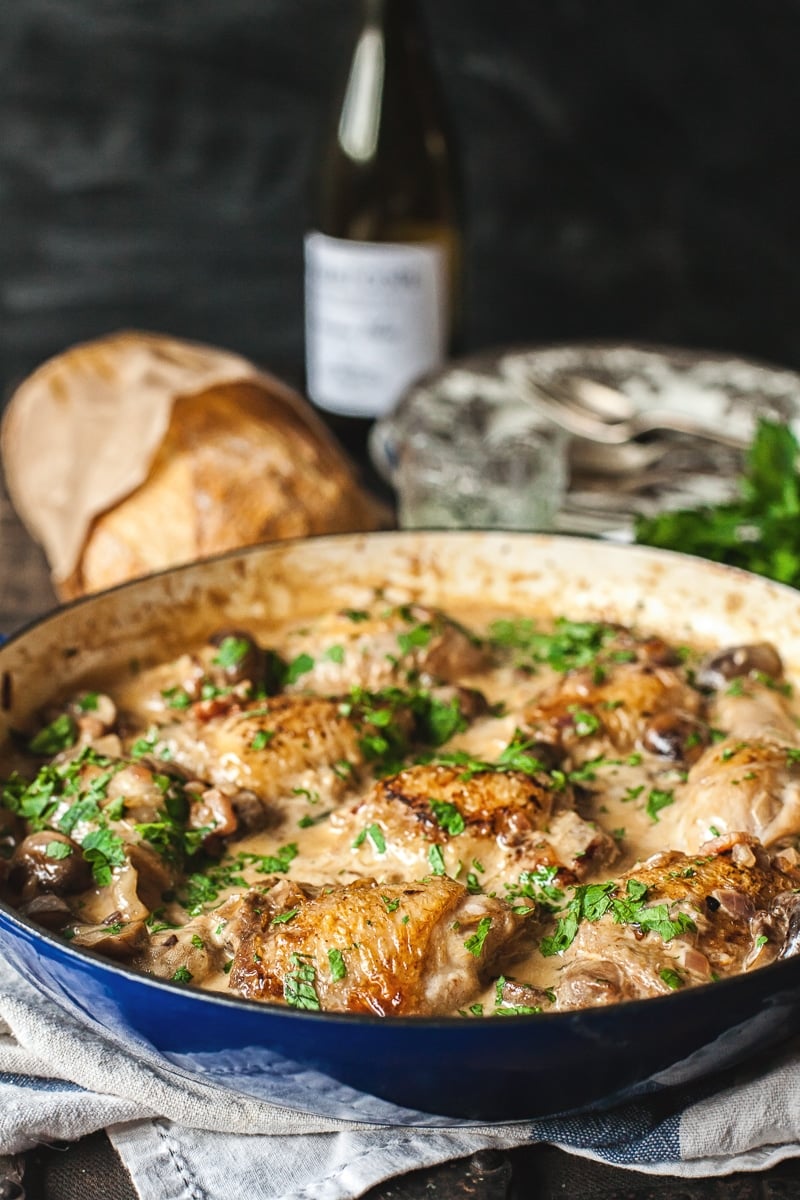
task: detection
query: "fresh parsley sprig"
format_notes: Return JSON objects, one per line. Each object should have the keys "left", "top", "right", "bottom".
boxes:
{"left": 635, "top": 418, "right": 800, "bottom": 587}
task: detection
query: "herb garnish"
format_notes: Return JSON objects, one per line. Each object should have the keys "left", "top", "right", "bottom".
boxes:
{"left": 28, "top": 714, "right": 77, "bottom": 756}
{"left": 250, "top": 730, "right": 274, "bottom": 751}
{"left": 646, "top": 788, "right": 675, "bottom": 822}
{"left": 463, "top": 916, "right": 492, "bottom": 958}
{"left": 429, "top": 799, "right": 465, "bottom": 836}
{"left": 211, "top": 636, "right": 251, "bottom": 669}
{"left": 284, "top": 954, "right": 321, "bottom": 1010}
{"left": 328, "top": 948, "right": 347, "bottom": 980}
{"left": 635, "top": 419, "right": 800, "bottom": 587}
{"left": 487, "top": 617, "right": 623, "bottom": 674}
{"left": 539, "top": 878, "right": 697, "bottom": 957}
{"left": 351, "top": 824, "right": 386, "bottom": 854}
{"left": 427, "top": 844, "right": 446, "bottom": 875}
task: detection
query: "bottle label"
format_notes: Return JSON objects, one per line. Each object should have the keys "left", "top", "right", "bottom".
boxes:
{"left": 304, "top": 232, "right": 447, "bottom": 419}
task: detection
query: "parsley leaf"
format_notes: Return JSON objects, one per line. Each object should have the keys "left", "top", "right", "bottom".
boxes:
{"left": 646, "top": 788, "right": 675, "bottom": 822}
{"left": 463, "top": 916, "right": 492, "bottom": 957}
{"left": 328, "top": 948, "right": 347, "bottom": 980}
{"left": 430, "top": 799, "right": 465, "bottom": 836}
{"left": 28, "top": 714, "right": 77, "bottom": 756}
{"left": 284, "top": 954, "right": 321, "bottom": 1010}
{"left": 636, "top": 419, "right": 800, "bottom": 588}
{"left": 211, "top": 636, "right": 251, "bottom": 669}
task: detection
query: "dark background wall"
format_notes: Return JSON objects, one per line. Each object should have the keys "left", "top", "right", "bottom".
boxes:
{"left": 2, "top": 0, "right": 800, "bottom": 403}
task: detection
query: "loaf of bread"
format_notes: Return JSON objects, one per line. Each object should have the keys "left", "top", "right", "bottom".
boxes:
{"left": 1, "top": 331, "right": 391, "bottom": 598}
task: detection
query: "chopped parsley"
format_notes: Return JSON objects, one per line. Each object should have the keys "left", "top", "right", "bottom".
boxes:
{"left": 487, "top": 617, "right": 623, "bottom": 674}
{"left": 432, "top": 731, "right": 548, "bottom": 782}
{"left": 646, "top": 788, "right": 675, "bottom": 822}
{"left": 130, "top": 731, "right": 161, "bottom": 759}
{"left": 286, "top": 653, "right": 315, "bottom": 685}
{"left": 351, "top": 823, "right": 387, "bottom": 854}
{"left": 342, "top": 609, "right": 369, "bottom": 623}
{"left": 45, "top": 840, "right": 72, "bottom": 860}
{"left": 429, "top": 799, "right": 465, "bottom": 836}
{"left": 327, "top": 948, "right": 347, "bottom": 980}
{"left": 250, "top": 729, "right": 274, "bottom": 751}
{"left": 271, "top": 907, "right": 299, "bottom": 925}
{"left": 211, "top": 636, "right": 251, "bottom": 669}
{"left": 284, "top": 954, "right": 321, "bottom": 1010}
{"left": 28, "top": 714, "right": 77, "bottom": 756}
{"left": 568, "top": 706, "right": 601, "bottom": 738}
{"left": 172, "top": 966, "right": 193, "bottom": 984}
{"left": 659, "top": 967, "right": 684, "bottom": 990}
{"left": 179, "top": 844, "right": 297, "bottom": 914}
{"left": 397, "top": 623, "right": 433, "bottom": 656}
{"left": 540, "top": 878, "right": 697, "bottom": 957}
{"left": 427, "top": 843, "right": 446, "bottom": 876}
{"left": 504, "top": 865, "right": 564, "bottom": 911}
{"left": 80, "top": 827, "right": 127, "bottom": 886}
{"left": 463, "top": 916, "right": 492, "bottom": 958}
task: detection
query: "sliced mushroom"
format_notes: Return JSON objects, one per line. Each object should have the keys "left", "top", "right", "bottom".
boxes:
{"left": 746, "top": 892, "right": 800, "bottom": 968}
{"left": 696, "top": 643, "right": 784, "bottom": 690}
{"left": 642, "top": 712, "right": 710, "bottom": 762}
{"left": 71, "top": 918, "right": 149, "bottom": 961}
{"left": 186, "top": 783, "right": 238, "bottom": 843}
{"left": 16, "top": 892, "right": 73, "bottom": 931}
{"left": 207, "top": 629, "right": 286, "bottom": 692}
{"left": 8, "top": 832, "right": 92, "bottom": 899}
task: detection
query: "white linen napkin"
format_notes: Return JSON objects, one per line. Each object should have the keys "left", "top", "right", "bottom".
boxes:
{"left": 1, "top": 956, "right": 799, "bottom": 1200}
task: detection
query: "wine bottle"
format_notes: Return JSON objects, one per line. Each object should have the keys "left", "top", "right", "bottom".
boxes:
{"left": 304, "top": 0, "right": 462, "bottom": 465}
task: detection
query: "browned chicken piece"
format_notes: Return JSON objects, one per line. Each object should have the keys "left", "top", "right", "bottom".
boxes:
{"left": 661, "top": 735, "right": 800, "bottom": 852}
{"left": 159, "top": 695, "right": 387, "bottom": 824}
{"left": 705, "top": 678, "right": 800, "bottom": 746}
{"left": 522, "top": 660, "right": 705, "bottom": 766}
{"left": 551, "top": 833, "right": 800, "bottom": 1011}
{"left": 274, "top": 603, "right": 489, "bottom": 695}
{"left": 228, "top": 874, "right": 534, "bottom": 1015}
{"left": 330, "top": 762, "right": 617, "bottom": 892}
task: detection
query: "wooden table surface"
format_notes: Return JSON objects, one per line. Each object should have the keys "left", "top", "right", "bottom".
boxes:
{"left": 3, "top": 464, "right": 800, "bottom": 1199}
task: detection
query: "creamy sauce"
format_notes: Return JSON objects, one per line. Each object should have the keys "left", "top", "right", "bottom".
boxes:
{"left": 3, "top": 601, "right": 798, "bottom": 1017}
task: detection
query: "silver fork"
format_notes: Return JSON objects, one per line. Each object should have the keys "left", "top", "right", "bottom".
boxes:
{"left": 504, "top": 370, "right": 750, "bottom": 450}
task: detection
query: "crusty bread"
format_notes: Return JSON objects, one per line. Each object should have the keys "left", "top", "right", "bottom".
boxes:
{"left": 1, "top": 332, "right": 391, "bottom": 599}
{"left": 66, "top": 380, "right": 388, "bottom": 597}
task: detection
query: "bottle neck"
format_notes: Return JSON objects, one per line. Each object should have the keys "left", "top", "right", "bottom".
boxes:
{"left": 362, "top": 0, "right": 422, "bottom": 22}
{"left": 362, "top": 0, "right": 424, "bottom": 46}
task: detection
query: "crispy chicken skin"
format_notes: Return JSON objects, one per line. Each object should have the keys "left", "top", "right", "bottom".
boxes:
{"left": 664, "top": 737, "right": 800, "bottom": 851}
{"left": 522, "top": 660, "right": 704, "bottom": 765}
{"left": 158, "top": 695, "right": 372, "bottom": 821}
{"left": 659, "top": 649, "right": 800, "bottom": 853}
{"left": 6, "top": 610, "right": 800, "bottom": 1019}
{"left": 334, "top": 762, "right": 616, "bottom": 888}
{"left": 275, "top": 603, "right": 489, "bottom": 694}
{"left": 706, "top": 677, "right": 800, "bottom": 746}
{"left": 228, "top": 875, "right": 534, "bottom": 1015}
{"left": 553, "top": 833, "right": 800, "bottom": 1011}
